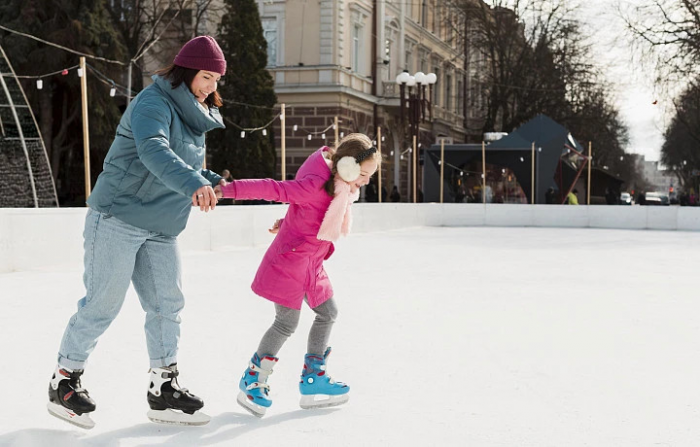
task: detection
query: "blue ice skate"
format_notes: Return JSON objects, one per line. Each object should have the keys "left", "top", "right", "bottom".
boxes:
{"left": 299, "top": 347, "right": 350, "bottom": 409}
{"left": 237, "top": 353, "right": 278, "bottom": 417}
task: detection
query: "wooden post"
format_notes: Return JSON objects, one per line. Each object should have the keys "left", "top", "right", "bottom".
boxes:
{"left": 587, "top": 141, "right": 592, "bottom": 205}
{"left": 377, "top": 126, "right": 382, "bottom": 203}
{"left": 80, "top": 57, "right": 91, "bottom": 201}
{"left": 440, "top": 139, "right": 445, "bottom": 203}
{"left": 531, "top": 142, "right": 535, "bottom": 204}
{"left": 413, "top": 134, "right": 417, "bottom": 203}
{"left": 481, "top": 141, "right": 486, "bottom": 204}
{"left": 281, "top": 103, "right": 286, "bottom": 180}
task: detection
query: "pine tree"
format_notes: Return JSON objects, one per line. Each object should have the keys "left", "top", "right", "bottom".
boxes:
{"left": 208, "top": 0, "right": 278, "bottom": 180}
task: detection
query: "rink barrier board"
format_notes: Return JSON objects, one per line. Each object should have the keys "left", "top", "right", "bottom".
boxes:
{"left": 1, "top": 204, "right": 699, "bottom": 273}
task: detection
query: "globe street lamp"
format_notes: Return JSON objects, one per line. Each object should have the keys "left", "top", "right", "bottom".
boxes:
{"left": 395, "top": 70, "right": 437, "bottom": 202}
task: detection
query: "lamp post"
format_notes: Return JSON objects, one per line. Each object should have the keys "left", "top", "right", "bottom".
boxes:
{"left": 395, "top": 70, "right": 437, "bottom": 202}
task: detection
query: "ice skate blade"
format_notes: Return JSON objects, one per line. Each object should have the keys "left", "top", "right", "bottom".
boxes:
{"left": 47, "top": 401, "right": 95, "bottom": 430}
{"left": 147, "top": 408, "right": 210, "bottom": 426}
{"left": 236, "top": 391, "right": 266, "bottom": 418}
{"left": 299, "top": 393, "right": 349, "bottom": 410}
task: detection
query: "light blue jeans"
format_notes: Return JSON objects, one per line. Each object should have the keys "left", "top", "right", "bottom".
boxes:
{"left": 58, "top": 209, "right": 184, "bottom": 370}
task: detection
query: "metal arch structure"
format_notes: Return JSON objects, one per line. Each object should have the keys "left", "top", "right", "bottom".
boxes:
{"left": 0, "top": 45, "right": 59, "bottom": 208}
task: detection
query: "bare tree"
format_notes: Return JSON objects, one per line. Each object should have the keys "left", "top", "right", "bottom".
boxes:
{"left": 661, "top": 78, "right": 700, "bottom": 189}
{"left": 447, "top": 0, "right": 599, "bottom": 132}
{"left": 621, "top": 0, "right": 700, "bottom": 85}
{"left": 107, "top": 0, "right": 224, "bottom": 92}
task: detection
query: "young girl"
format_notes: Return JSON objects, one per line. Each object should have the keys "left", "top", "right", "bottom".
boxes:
{"left": 217, "top": 133, "right": 380, "bottom": 417}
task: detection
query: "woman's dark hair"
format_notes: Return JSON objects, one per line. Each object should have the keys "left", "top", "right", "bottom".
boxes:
{"left": 154, "top": 64, "right": 223, "bottom": 108}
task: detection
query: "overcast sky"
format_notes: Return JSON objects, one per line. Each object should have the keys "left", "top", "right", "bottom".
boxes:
{"left": 577, "top": 0, "right": 667, "bottom": 161}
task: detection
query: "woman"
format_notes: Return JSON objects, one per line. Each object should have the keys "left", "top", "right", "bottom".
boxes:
{"left": 47, "top": 35, "right": 227, "bottom": 428}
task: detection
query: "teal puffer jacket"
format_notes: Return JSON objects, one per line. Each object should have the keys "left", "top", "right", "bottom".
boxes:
{"left": 87, "top": 75, "right": 225, "bottom": 236}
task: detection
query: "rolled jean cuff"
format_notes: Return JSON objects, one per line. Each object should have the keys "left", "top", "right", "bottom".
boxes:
{"left": 150, "top": 354, "right": 178, "bottom": 369}
{"left": 57, "top": 354, "right": 87, "bottom": 371}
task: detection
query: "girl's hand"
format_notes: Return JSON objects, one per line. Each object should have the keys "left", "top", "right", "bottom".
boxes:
{"left": 268, "top": 219, "right": 282, "bottom": 234}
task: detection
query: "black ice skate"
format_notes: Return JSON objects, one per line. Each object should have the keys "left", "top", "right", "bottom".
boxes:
{"left": 146, "top": 364, "right": 210, "bottom": 426}
{"left": 47, "top": 365, "right": 96, "bottom": 429}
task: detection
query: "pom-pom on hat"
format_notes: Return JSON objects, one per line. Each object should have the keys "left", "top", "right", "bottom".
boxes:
{"left": 173, "top": 36, "right": 227, "bottom": 75}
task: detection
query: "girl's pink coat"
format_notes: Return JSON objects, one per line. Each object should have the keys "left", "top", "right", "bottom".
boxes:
{"left": 220, "top": 148, "right": 336, "bottom": 309}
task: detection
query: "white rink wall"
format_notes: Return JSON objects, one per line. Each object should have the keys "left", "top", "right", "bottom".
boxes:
{"left": 1, "top": 204, "right": 700, "bottom": 273}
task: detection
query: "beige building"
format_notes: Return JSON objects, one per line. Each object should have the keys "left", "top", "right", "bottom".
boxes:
{"left": 255, "top": 0, "right": 492, "bottom": 200}
{"left": 142, "top": 0, "right": 490, "bottom": 201}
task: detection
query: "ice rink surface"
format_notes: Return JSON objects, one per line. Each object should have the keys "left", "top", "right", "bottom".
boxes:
{"left": 1, "top": 226, "right": 699, "bottom": 446}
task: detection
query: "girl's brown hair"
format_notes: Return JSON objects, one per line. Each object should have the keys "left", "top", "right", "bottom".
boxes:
{"left": 323, "top": 133, "right": 382, "bottom": 196}
{"left": 154, "top": 64, "right": 224, "bottom": 108}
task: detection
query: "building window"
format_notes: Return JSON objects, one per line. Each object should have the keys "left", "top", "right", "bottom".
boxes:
{"left": 457, "top": 79, "right": 464, "bottom": 116}
{"left": 446, "top": 73, "right": 453, "bottom": 112}
{"left": 353, "top": 24, "right": 362, "bottom": 73}
{"left": 432, "top": 1, "right": 437, "bottom": 34}
{"left": 262, "top": 18, "right": 278, "bottom": 67}
{"left": 432, "top": 66, "right": 440, "bottom": 106}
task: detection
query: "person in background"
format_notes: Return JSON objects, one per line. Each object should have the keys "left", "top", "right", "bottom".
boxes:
{"left": 390, "top": 185, "right": 401, "bottom": 202}
{"left": 567, "top": 188, "right": 580, "bottom": 205}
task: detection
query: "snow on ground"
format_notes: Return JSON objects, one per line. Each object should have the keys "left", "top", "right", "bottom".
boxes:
{"left": 1, "top": 226, "right": 699, "bottom": 446}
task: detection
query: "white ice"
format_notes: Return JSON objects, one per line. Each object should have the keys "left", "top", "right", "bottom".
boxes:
{"left": 1, "top": 226, "right": 699, "bottom": 446}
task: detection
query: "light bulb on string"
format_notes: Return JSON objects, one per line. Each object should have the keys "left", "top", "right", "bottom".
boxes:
{"left": 36, "top": 79, "right": 43, "bottom": 90}
{"left": 340, "top": 132, "right": 344, "bottom": 138}
{"left": 321, "top": 133, "right": 326, "bottom": 139}
{"left": 293, "top": 124, "right": 298, "bottom": 131}
{"left": 241, "top": 131, "right": 246, "bottom": 138}
{"left": 109, "top": 87, "right": 116, "bottom": 97}
{"left": 77, "top": 68, "right": 83, "bottom": 77}
{"left": 262, "top": 129, "right": 267, "bottom": 136}
{"left": 307, "top": 134, "right": 312, "bottom": 140}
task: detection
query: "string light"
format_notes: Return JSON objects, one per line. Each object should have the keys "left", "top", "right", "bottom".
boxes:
{"left": 262, "top": 129, "right": 267, "bottom": 136}
{"left": 321, "top": 133, "right": 326, "bottom": 139}
{"left": 36, "top": 79, "right": 43, "bottom": 90}
{"left": 241, "top": 131, "right": 246, "bottom": 138}
{"left": 293, "top": 124, "right": 298, "bottom": 131}
{"left": 109, "top": 86, "right": 116, "bottom": 97}
{"left": 77, "top": 68, "right": 83, "bottom": 77}
{"left": 308, "top": 134, "right": 312, "bottom": 140}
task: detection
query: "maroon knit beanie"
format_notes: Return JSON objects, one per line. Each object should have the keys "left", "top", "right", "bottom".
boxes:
{"left": 173, "top": 36, "right": 227, "bottom": 75}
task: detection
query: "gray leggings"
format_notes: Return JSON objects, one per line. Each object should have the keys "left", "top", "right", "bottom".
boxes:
{"left": 256, "top": 298, "right": 338, "bottom": 357}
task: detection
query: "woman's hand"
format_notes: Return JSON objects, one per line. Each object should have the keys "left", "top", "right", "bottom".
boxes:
{"left": 192, "top": 185, "right": 217, "bottom": 212}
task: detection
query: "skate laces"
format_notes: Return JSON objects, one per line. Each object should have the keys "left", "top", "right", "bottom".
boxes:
{"left": 68, "top": 371, "right": 88, "bottom": 394}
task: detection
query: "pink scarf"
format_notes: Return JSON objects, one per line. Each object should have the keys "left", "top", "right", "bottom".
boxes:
{"left": 317, "top": 175, "right": 360, "bottom": 242}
